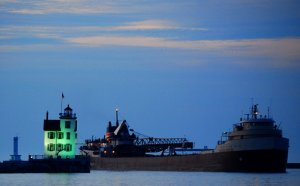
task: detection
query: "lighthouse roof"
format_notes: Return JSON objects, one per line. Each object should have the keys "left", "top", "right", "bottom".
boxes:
{"left": 44, "top": 120, "right": 60, "bottom": 131}
{"left": 64, "top": 104, "right": 72, "bottom": 111}
{"left": 60, "top": 104, "right": 76, "bottom": 119}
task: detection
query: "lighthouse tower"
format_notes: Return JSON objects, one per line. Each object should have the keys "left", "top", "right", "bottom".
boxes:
{"left": 43, "top": 105, "right": 77, "bottom": 159}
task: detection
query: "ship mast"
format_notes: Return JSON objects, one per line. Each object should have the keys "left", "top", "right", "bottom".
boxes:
{"left": 116, "top": 108, "right": 119, "bottom": 126}
{"left": 251, "top": 104, "right": 259, "bottom": 119}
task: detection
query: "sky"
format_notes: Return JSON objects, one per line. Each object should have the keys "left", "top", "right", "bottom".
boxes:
{"left": 0, "top": 0, "right": 300, "bottom": 162}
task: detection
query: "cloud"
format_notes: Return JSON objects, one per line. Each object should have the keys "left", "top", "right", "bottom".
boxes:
{"left": 65, "top": 35, "right": 299, "bottom": 52}
{"left": 112, "top": 20, "right": 207, "bottom": 31}
{"left": 65, "top": 36, "right": 300, "bottom": 67}
{"left": 0, "top": 22, "right": 299, "bottom": 68}
{"left": 1, "top": 22, "right": 299, "bottom": 68}
{"left": 0, "top": 44, "right": 65, "bottom": 52}
{"left": 1, "top": 35, "right": 299, "bottom": 68}
{"left": 0, "top": 20, "right": 206, "bottom": 41}
{"left": 2, "top": 0, "right": 135, "bottom": 15}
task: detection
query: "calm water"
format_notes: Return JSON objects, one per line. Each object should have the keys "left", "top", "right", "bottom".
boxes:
{"left": 1, "top": 169, "right": 300, "bottom": 186}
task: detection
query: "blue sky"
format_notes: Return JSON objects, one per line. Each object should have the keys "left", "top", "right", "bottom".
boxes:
{"left": 0, "top": 0, "right": 300, "bottom": 162}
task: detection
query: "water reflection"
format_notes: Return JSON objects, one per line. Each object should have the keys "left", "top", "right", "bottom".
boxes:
{"left": 0, "top": 170, "right": 299, "bottom": 186}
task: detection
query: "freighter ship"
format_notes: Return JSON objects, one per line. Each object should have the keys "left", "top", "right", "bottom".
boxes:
{"left": 80, "top": 104, "right": 289, "bottom": 172}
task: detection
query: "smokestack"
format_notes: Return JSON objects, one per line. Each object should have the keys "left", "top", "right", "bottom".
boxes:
{"left": 13, "top": 136, "right": 18, "bottom": 156}
{"left": 11, "top": 136, "right": 21, "bottom": 161}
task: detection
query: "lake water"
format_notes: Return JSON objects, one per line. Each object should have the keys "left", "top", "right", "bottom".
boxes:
{"left": 1, "top": 169, "right": 300, "bottom": 186}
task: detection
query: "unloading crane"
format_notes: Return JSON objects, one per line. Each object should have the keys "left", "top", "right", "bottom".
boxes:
{"left": 80, "top": 109, "right": 194, "bottom": 157}
{"left": 134, "top": 137, "right": 193, "bottom": 153}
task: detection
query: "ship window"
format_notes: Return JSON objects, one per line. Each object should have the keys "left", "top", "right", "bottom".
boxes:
{"left": 65, "top": 121, "right": 71, "bottom": 128}
{"left": 57, "top": 143, "right": 63, "bottom": 151}
{"left": 57, "top": 132, "right": 64, "bottom": 139}
{"left": 75, "top": 133, "right": 77, "bottom": 139}
{"left": 47, "top": 143, "right": 55, "bottom": 151}
{"left": 66, "top": 132, "right": 70, "bottom": 139}
{"left": 48, "top": 132, "right": 55, "bottom": 139}
{"left": 65, "top": 144, "right": 72, "bottom": 151}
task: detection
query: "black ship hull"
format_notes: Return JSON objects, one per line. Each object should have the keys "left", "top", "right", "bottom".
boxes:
{"left": 90, "top": 149, "right": 288, "bottom": 172}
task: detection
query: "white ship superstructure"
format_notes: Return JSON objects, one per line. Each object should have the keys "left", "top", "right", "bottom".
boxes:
{"left": 215, "top": 104, "right": 289, "bottom": 153}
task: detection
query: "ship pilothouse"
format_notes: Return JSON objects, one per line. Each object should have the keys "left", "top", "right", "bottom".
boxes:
{"left": 215, "top": 104, "right": 289, "bottom": 153}
{"left": 231, "top": 104, "right": 282, "bottom": 140}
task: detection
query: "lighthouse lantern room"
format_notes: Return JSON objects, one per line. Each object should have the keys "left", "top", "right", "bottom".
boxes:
{"left": 43, "top": 105, "right": 77, "bottom": 159}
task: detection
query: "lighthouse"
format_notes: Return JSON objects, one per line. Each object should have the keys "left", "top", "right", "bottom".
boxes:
{"left": 43, "top": 105, "right": 77, "bottom": 159}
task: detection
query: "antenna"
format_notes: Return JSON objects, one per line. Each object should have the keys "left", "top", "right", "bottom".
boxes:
{"left": 241, "top": 109, "right": 244, "bottom": 120}
{"left": 61, "top": 92, "right": 64, "bottom": 114}
{"left": 249, "top": 97, "right": 254, "bottom": 118}
{"left": 250, "top": 97, "right": 254, "bottom": 106}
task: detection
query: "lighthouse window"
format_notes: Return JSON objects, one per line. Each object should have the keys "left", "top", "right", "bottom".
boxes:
{"left": 48, "top": 132, "right": 55, "bottom": 139}
{"left": 57, "top": 132, "right": 64, "bottom": 139}
{"left": 57, "top": 143, "right": 63, "bottom": 151}
{"left": 74, "top": 121, "right": 77, "bottom": 131}
{"left": 66, "top": 132, "right": 70, "bottom": 139}
{"left": 65, "top": 144, "right": 72, "bottom": 151}
{"left": 47, "top": 143, "right": 55, "bottom": 151}
{"left": 65, "top": 121, "right": 71, "bottom": 128}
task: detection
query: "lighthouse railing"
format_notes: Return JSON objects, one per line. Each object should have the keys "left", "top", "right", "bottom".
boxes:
{"left": 59, "top": 113, "right": 77, "bottom": 118}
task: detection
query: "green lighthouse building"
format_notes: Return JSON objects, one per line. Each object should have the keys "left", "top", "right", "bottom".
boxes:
{"left": 43, "top": 105, "right": 77, "bottom": 159}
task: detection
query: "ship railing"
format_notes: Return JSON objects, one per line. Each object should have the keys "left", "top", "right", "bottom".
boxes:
{"left": 85, "top": 138, "right": 102, "bottom": 144}
{"left": 59, "top": 113, "right": 77, "bottom": 118}
{"left": 28, "top": 155, "right": 89, "bottom": 160}
{"left": 29, "top": 155, "right": 61, "bottom": 160}
{"left": 217, "top": 140, "right": 225, "bottom": 145}
{"left": 28, "top": 155, "right": 46, "bottom": 160}
{"left": 74, "top": 155, "right": 90, "bottom": 160}
{"left": 134, "top": 138, "right": 192, "bottom": 147}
